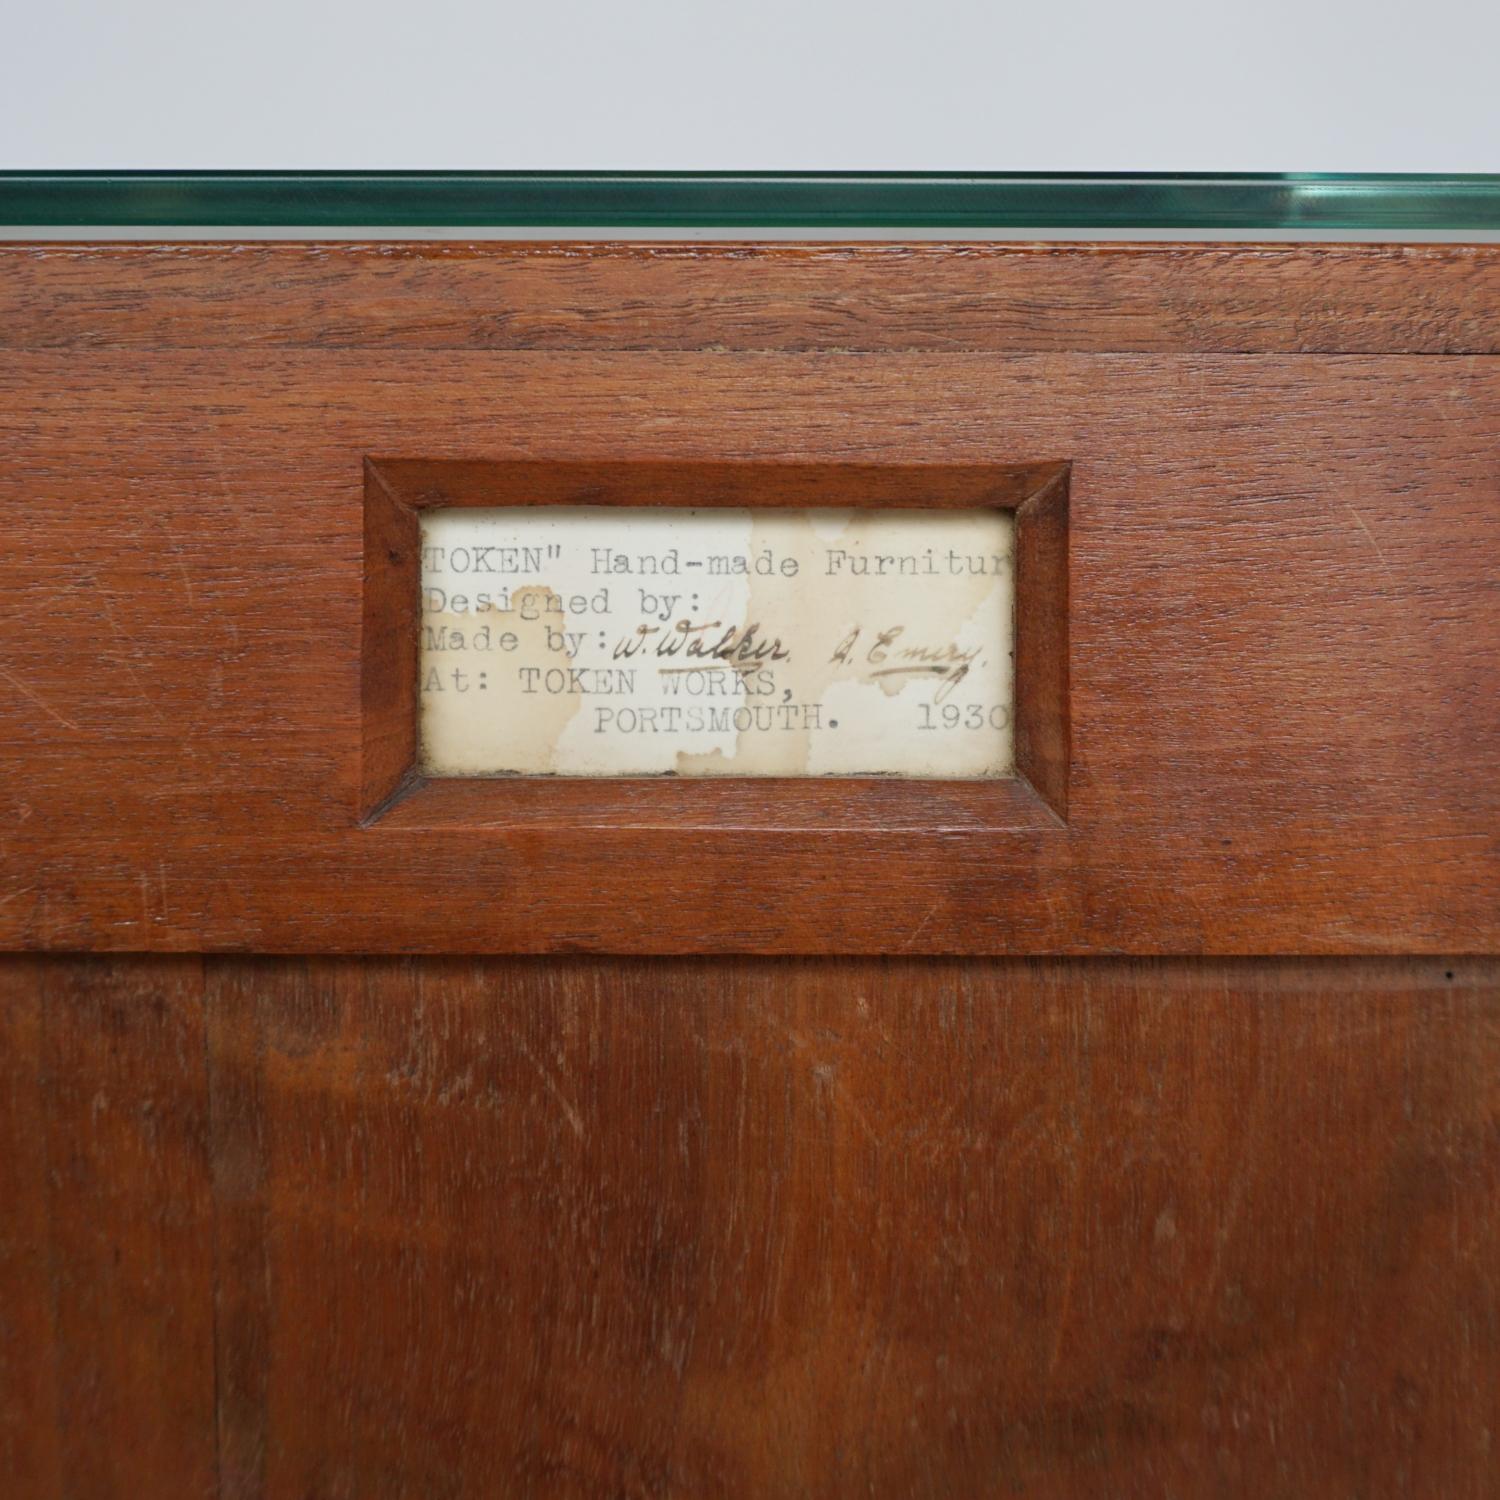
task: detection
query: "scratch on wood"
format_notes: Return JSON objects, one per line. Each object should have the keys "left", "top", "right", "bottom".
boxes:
{"left": 0, "top": 667, "right": 80, "bottom": 732}
{"left": 510, "top": 1034, "right": 586, "bottom": 1141}
{"left": 1345, "top": 503, "right": 1399, "bottom": 590}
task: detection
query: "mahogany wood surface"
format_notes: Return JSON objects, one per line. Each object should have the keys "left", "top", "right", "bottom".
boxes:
{"left": 4, "top": 242, "right": 1499, "bottom": 355}
{"left": 2, "top": 242, "right": 1497, "bottom": 1498}
{"left": 2, "top": 954, "right": 1497, "bottom": 1500}
{"left": 1, "top": 243, "right": 1496, "bottom": 954}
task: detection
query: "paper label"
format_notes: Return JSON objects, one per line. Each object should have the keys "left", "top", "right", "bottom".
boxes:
{"left": 419, "top": 507, "right": 1014, "bottom": 778}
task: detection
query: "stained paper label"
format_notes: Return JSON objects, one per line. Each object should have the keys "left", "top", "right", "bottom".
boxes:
{"left": 419, "top": 507, "right": 1014, "bottom": 778}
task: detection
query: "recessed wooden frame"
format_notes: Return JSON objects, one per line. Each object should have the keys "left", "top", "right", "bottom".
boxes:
{"left": 361, "top": 459, "right": 1070, "bottom": 832}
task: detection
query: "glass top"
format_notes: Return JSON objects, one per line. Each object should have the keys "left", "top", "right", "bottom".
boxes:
{"left": 2, "top": 173, "right": 1498, "bottom": 233}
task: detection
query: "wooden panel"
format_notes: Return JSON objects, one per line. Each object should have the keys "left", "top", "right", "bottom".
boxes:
{"left": 0, "top": 960, "right": 62, "bottom": 1495}
{"left": 3, "top": 242, "right": 1499, "bottom": 354}
{"left": 0, "top": 306, "right": 1495, "bottom": 953}
{"left": 0, "top": 957, "right": 216, "bottom": 1500}
{"left": 212, "top": 954, "right": 1492, "bottom": 1500}
{"left": 7, "top": 954, "right": 1496, "bottom": 1497}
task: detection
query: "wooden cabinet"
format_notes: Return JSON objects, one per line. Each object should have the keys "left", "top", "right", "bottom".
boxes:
{"left": 2, "top": 240, "right": 1496, "bottom": 1497}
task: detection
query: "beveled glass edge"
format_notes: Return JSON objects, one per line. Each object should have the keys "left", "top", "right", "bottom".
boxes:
{"left": 2, "top": 172, "right": 1499, "bottom": 230}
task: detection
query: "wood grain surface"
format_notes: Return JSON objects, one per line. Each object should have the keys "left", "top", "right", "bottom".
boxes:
{"left": 0, "top": 957, "right": 216, "bottom": 1498}
{"left": 2, "top": 241, "right": 1497, "bottom": 1493}
{"left": 2, "top": 953, "right": 1496, "bottom": 1499}
{"left": 1, "top": 242, "right": 1496, "bottom": 953}
{"left": 3, "top": 242, "right": 1499, "bottom": 354}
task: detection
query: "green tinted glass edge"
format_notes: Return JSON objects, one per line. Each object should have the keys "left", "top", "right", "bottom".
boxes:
{"left": 1, "top": 172, "right": 1498, "bottom": 229}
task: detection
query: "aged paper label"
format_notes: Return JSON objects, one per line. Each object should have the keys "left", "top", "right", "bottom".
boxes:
{"left": 420, "top": 507, "right": 1014, "bottom": 778}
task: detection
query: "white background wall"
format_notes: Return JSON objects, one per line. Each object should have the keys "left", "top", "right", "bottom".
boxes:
{"left": 3, "top": 0, "right": 1497, "bottom": 170}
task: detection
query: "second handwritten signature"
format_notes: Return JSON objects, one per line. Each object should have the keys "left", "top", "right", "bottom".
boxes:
{"left": 831, "top": 625, "right": 980, "bottom": 702}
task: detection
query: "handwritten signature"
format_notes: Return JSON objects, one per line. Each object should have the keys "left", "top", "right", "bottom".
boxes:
{"left": 831, "top": 625, "right": 980, "bottom": 703}
{"left": 613, "top": 618, "right": 791, "bottom": 664}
